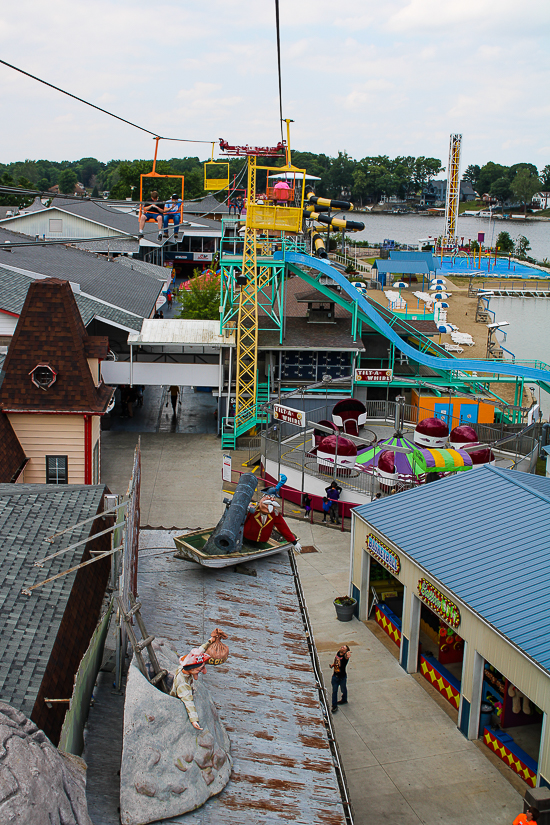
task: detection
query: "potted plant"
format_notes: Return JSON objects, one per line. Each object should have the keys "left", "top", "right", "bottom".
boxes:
{"left": 334, "top": 595, "right": 357, "bottom": 622}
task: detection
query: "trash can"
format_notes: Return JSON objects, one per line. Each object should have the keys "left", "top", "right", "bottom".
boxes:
{"left": 479, "top": 702, "right": 493, "bottom": 736}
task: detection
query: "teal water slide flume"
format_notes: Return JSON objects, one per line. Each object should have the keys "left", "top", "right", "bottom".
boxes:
{"left": 276, "top": 251, "right": 550, "bottom": 384}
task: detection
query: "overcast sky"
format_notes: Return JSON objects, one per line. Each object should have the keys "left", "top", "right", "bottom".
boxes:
{"left": 1, "top": 0, "right": 549, "bottom": 171}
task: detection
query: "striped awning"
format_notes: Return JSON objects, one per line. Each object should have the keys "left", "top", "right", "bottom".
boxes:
{"left": 412, "top": 448, "right": 473, "bottom": 473}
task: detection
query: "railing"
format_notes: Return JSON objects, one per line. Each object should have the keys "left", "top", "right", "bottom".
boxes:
{"left": 329, "top": 252, "right": 372, "bottom": 273}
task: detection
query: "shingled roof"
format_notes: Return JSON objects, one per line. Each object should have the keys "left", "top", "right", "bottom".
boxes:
{"left": 0, "top": 413, "right": 26, "bottom": 482}
{"left": 0, "top": 279, "right": 114, "bottom": 414}
{"left": 0, "top": 484, "right": 107, "bottom": 723}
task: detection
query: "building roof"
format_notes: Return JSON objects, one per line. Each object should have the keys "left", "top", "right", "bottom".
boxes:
{"left": 0, "top": 227, "right": 163, "bottom": 318}
{"left": 373, "top": 260, "right": 430, "bottom": 275}
{"left": 182, "top": 194, "right": 229, "bottom": 215}
{"left": 259, "top": 316, "right": 364, "bottom": 351}
{"left": 138, "top": 530, "right": 348, "bottom": 825}
{"left": 354, "top": 465, "right": 550, "bottom": 673}
{"left": 0, "top": 279, "right": 114, "bottom": 414}
{"left": 0, "top": 264, "right": 144, "bottom": 333}
{"left": 389, "top": 251, "right": 437, "bottom": 270}
{"left": 0, "top": 484, "right": 106, "bottom": 719}
{"left": 0, "top": 413, "right": 26, "bottom": 482}
{"left": 128, "top": 319, "right": 234, "bottom": 346}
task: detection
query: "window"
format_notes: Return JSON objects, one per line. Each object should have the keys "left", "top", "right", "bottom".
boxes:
{"left": 49, "top": 218, "right": 63, "bottom": 232}
{"left": 46, "top": 455, "right": 68, "bottom": 484}
{"left": 92, "top": 441, "right": 100, "bottom": 484}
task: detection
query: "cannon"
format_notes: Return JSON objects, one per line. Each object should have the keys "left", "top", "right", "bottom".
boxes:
{"left": 203, "top": 472, "right": 258, "bottom": 556}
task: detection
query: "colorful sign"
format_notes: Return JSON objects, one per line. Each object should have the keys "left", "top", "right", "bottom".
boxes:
{"left": 194, "top": 252, "right": 213, "bottom": 262}
{"left": 273, "top": 404, "right": 306, "bottom": 428}
{"left": 417, "top": 579, "right": 461, "bottom": 628}
{"left": 366, "top": 534, "right": 400, "bottom": 575}
{"left": 222, "top": 454, "right": 232, "bottom": 482}
{"left": 354, "top": 368, "right": 393, "bottom": 383}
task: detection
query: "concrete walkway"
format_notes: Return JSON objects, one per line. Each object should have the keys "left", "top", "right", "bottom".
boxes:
{"left": 295, "top": 519, "right": 523, "bottom": 825}
{"left": 100, "top": 433, "right": 523, "bottom": 824}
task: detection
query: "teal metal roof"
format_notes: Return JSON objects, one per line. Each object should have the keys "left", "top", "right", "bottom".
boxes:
{"left": 390, "top": 250, "right": 436, "bottom": 270}
{"left": 354, "top": 466, "right": 550, "bottom": 673}
{"left": 373, "top": 260, "right": 429, "bottom": 274}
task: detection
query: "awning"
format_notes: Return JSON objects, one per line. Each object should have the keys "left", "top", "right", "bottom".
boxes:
{"left": 412, "top": 448, "right": 473, "bottom": 473}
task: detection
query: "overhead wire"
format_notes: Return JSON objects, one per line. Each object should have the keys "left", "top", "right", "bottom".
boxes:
{"left": 274, "top": 0, "right": 285, "bottom": 144}
{"left": 0, "top": 58, "right": 212, "bottom": 144}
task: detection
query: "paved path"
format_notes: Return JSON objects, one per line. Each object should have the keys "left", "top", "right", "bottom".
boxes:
{"left": 99, "top": 433, "right": 523, "bottom": 824}
{"left": 295, "top": 519, "right": 523, "bottom": 825}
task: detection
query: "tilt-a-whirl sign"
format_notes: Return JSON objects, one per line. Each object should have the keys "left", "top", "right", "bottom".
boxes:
{"left": 366, "top": 534, "right": 400, "bottom": 576}
{"left": 417, "top": 579, "right": 461, "bottom": 629}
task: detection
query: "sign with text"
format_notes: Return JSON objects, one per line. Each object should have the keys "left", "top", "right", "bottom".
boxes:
{"left": 273, "top": 404, "right": 306, "bottom": 428}
{"left": 417, "top": 578, "right": 461, "bottom": 629}
{"left": 366, "top": 534, "right": 400, "bottom": 575}
{"left": 355, "top": 368, "right": 393, "bottom": 383}
{"left": 222, "top": 454, "right": 232, "bottom": 483}
{"left": 193, "top": 252, "right": 213, "bottom": 262}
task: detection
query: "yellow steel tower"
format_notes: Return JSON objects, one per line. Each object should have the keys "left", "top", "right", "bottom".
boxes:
{"left": 444, "top": 133, "right": 462, "bottom": 245}
{"left": 219, "top": 126, "right": 306, "bottom": 436}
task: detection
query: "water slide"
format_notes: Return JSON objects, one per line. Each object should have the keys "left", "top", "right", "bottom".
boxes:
{"left": 276, "top": 251, "right": 550, "bottom": 385}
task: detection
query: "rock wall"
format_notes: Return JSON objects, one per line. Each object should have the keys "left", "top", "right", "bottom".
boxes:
{"left": 120, "top": 639, "right": 232, "bottom": 825}
{"left": 0, "top": 701, "right": 92, "bottom": 825}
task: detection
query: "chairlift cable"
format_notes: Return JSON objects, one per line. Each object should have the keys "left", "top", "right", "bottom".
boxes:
{"left": 274, "top": 0, "right": 285, "bottom": 144}
{"left": 0, "top": 59, "right": 212, "bottom": 143}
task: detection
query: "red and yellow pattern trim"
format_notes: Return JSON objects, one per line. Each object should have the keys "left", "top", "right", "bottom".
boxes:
{"left": 419, "top": 655, "right": 460, "bottom": 709}
{"left": 483, "top": 728, "right": 537, "bottom": 787}
{"left": 374, "top": 606, "right": 401, "bottom": 647}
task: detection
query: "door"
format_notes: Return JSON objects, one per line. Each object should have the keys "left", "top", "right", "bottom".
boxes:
{"left": 459, "top": 404, "right": 478, "bottom": 425}
{"left": 434, "top": 403, "right": 452, "bottom": 423}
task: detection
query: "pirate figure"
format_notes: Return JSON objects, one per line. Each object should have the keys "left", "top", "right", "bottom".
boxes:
{"left": 243, "top": 493, "right": 302, "bottom": 552}
{"left": 170, "top": 629, "right": 228, "bottom": 730}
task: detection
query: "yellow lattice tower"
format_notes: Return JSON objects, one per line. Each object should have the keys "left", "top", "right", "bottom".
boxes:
{"left": 444, "top": 133, "right": 462, "bottom": 243}
{"left": 235, "top": 156, "right": 259, "bottom": 430}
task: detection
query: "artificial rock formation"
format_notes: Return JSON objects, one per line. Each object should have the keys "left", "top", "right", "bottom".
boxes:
{"left": 120, "top": 638, "right": 232, "bottom": 825}
{"left": 0, "top": 701, "right": 92, "bottom": 825}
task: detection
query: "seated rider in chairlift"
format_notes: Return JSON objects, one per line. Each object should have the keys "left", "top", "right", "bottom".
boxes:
{"left": 138, "top": 190, "right": 165, "bottom": 240}
{"left": 164, "top": 193, "right": 182, "bottom": 240}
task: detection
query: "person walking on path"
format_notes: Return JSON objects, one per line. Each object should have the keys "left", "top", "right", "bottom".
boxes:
{"left": 330, "top": 644, "right": 351, "bottom": 713}
{"left": 513, "top": 807, "right": 539, "bottom": 824}
{"left": 325, "top": 481, "right": 342, "bottom": 524}
{"left": 169, "top": 385, "right": 179, "bottom": 414}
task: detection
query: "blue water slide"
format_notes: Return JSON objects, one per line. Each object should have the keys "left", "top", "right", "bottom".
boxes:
{"left": 276, "top": 251, "right": 550, "bottom": 383}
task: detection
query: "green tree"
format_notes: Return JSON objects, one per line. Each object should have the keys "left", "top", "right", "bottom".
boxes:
{"left": 511, "top": 168, "right": 540, "bottom": 214}
{"left": 476, "top": 162, "right": 509, "bottom": 198}
{"left": 496, "top": 231, "right": 514, "bottom": 253}
{"left": 58, "top": 168, "right": 78, "bottom": 194}
{"left": 176, "top": 270, "right": 220, "bottom": 320}
{"left": 412, "top": 157, "right": 443, "bottom": 191}
{"left": 463, "top": 164, "right": 481, "bottom": 188}
{"left": 91, "top": 185, "right": 100, "bottom": 198}
{"left": 78, "top": 157, "right": 103, "bottom": 187}
{"left": 490, "top": 176, "right": 512, "bottom": 203}
{"left": 515, "top": 235, "right": 531, "bottom": 258}
{"left": 38, "top": 177, "right": 51, "bottom": 192}
{"left": 540, "top": 165, "right": 550, "bottom": 190}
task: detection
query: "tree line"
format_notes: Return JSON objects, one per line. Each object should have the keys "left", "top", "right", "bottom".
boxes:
{"left": 1, "top": 152, "right": 549, "bottom": 209}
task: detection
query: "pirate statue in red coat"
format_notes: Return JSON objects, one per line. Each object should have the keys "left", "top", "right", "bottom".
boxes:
{"left": 243, "top": 493, "right": 302, "bottom": 552}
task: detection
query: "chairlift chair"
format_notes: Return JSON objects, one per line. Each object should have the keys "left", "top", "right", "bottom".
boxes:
{"left": 139, "top": 137, "right": 184, "bottom": 229}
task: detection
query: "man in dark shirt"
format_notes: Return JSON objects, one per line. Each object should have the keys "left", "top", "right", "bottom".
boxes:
{"left": 330, "top": 644, "right": 351, "bottom": 712}
{"left": 139, "top": 190, "right": 165, "bottom": 241}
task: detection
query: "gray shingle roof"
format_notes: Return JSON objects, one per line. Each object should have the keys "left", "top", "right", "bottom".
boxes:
{"left": 0, "top": 265, "right": 143, "bottom": 332}
{"left": 0, "top": 484, "right": 106, "bottom": 718}
{"left": 0, "top": 227, "right": 162, "bottom": 318}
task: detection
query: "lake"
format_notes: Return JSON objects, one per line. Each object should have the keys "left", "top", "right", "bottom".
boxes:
{"left": 346, "top": 213, "right": 550, "bottom": 261}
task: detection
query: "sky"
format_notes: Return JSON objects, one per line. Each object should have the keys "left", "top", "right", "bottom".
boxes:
{"left": 1, "top": 0, "right": 549, "bottom": 171}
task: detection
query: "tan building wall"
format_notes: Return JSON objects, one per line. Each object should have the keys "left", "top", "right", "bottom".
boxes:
{"left": 9, "top": 414, "right": 86, "bottom": 484}
{"left": 351, "top": 515, "right": 550, "bottom": 782}
{"left": 91, "top": 415, "right": 101, "bottom": 484}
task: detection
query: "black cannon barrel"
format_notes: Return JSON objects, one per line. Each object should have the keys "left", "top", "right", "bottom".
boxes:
{"left": 208, "top": 472, "right": 258, "bottom": 555}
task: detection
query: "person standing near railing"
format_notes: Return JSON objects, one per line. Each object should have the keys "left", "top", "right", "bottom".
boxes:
{"left": 325, "top": 481, "right": 342, "bottom": 525}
